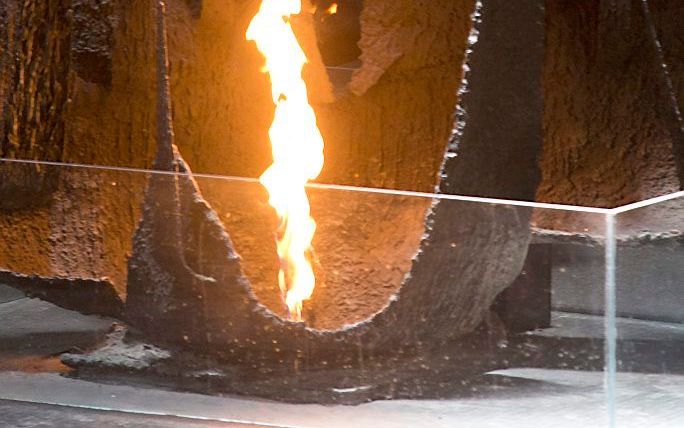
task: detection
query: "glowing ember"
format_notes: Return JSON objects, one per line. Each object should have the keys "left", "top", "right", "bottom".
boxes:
{"left": 327, "top": 3, "right": 338, "bottom": 15}
{"left": 247, "top": 0, "right": 324, "bottom": 322}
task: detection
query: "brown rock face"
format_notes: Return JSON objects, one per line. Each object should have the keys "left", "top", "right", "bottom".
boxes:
{"left": 0, "top": 0, "right": 156, "bottom": 293}
{"left": 123, "top": 0, "right": 541, "bottom": 358}
{"left": 201, "top": 180, "right": 428, "bottom": 330}
{"left": 647, "top": 0, "right": 684, "bottom": 181}
{"left": 533, "top": 0, "right": 683, "bottom": 234}
{"left": 1, "top": 0, "right": 680, "bottom": 325}
{"left": 537, "top": 1, "right": 682, "bottom": 208}
{"left": 0, "top": 0, "right": 476, "bottom": 317}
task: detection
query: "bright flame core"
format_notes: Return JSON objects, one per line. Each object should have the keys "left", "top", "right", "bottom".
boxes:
{"left": 247, "top": 0, "right": 324, "bottom": 322}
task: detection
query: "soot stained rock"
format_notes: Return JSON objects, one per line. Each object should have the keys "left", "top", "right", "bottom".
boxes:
{"left": 120, "top": 0, "right": 541, "bottom": 363}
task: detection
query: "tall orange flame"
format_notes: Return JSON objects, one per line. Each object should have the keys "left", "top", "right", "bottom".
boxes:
{"left": 247, "top": 0, "right": 324, "bottom": 322}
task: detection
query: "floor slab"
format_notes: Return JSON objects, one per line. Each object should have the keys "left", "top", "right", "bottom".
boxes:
{"left": 0, "top": 399, "right": 255, "bottom": 428}
{"left": 0, "top": 370, "right": 682, "bottom": 428}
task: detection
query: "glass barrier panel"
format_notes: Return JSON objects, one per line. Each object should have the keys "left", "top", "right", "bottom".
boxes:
{"left": 0, "top": 159, "right": 612, "bottom": 427}
{"left": 614, "top": 193, "right": 684, "bottom": 427}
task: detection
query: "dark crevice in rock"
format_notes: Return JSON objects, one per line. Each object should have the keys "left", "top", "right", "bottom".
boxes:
{"left": 183, "top": 0, "right": 202, "bottom": 19}
{"left": 70, "top": 0, "right": 115, "bottom": 87}
{"left": 0, "top": 269, "right": 124, "bottom": 318}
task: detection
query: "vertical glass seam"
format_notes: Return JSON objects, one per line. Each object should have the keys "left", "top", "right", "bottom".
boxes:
{"left": 604, "top": 213, "right": 617, "bottom": 428}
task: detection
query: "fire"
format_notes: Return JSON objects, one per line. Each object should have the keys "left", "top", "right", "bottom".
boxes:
{"left": 247, "top": 0, "right": 324, "bottom": 322}
{"left": 327, "top": 3, "right": 338, "bottom": 15}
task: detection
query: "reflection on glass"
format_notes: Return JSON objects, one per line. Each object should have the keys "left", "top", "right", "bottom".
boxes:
{"left": 6, "top": 159, "right": 671, "bottom": 426}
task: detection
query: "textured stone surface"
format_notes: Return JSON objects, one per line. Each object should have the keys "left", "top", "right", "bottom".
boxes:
{"left": 60, "top": 311, "right": 684, "bottom": 403}
{"left": 536, "top": 0, "right": 682, "bottom": 230}
{"left": 647, "top": 0, "right": 684, "bottom": 178}
{"left": 120, "top": 0, "right": 539, "bottom": 370}
{"left": 0, "top": 0, "right": 155, "bottom": 292}
{"left": 125, "top": 158, "right": 531, "bottom": 357}
{"left": 0, "top": 0, "right": 682, "bottom": 301}
{"left": 70, "top": 0, "right": 115, "bottom": 86}
{"left": 0, "top": 0, "right": 474, "bottom": 303}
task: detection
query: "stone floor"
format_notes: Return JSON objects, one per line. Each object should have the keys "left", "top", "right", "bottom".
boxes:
{"left": 1, "top": 283, "right": 682, "bottom": 427}
{"left": 0, "top": 284, "right": 113, "bottom": 357}
{"left": 0, "top": 399, "right": 251, "bottom": 428}
{"left": 0, "top": 370, "right": 683, "bottom": 428}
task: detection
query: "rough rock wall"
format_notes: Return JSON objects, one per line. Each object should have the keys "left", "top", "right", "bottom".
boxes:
{"left": 537, "top": 0, "right": 681, "bottom": 214}
{"left": 0, "top": 0, "right": 69, "bottom": 213}
{"left": 648, "top": 0, "right": 684, "bottom": 178}
{"left": 1, "top": 0, "right": 70, "bottom": 161}
{"left": 317, "top": 0, "right": 475, "bottom": 191}
{"left": 4, "top": 0, "right": 680, "bottom": 315}
{"left": 162, "top": 0, "right": 474, "bottom": 192}
{"left": 160, "top": 0, "right": 272, "bottom": 179}
{"left": 0, "top": 0, "right": 156, "bottom": 293}
{"left": 0, "top": 0, "right": 476, "bottom": 308}
{"left": 163, "top": 0, "right": 476, "bottom": 326}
